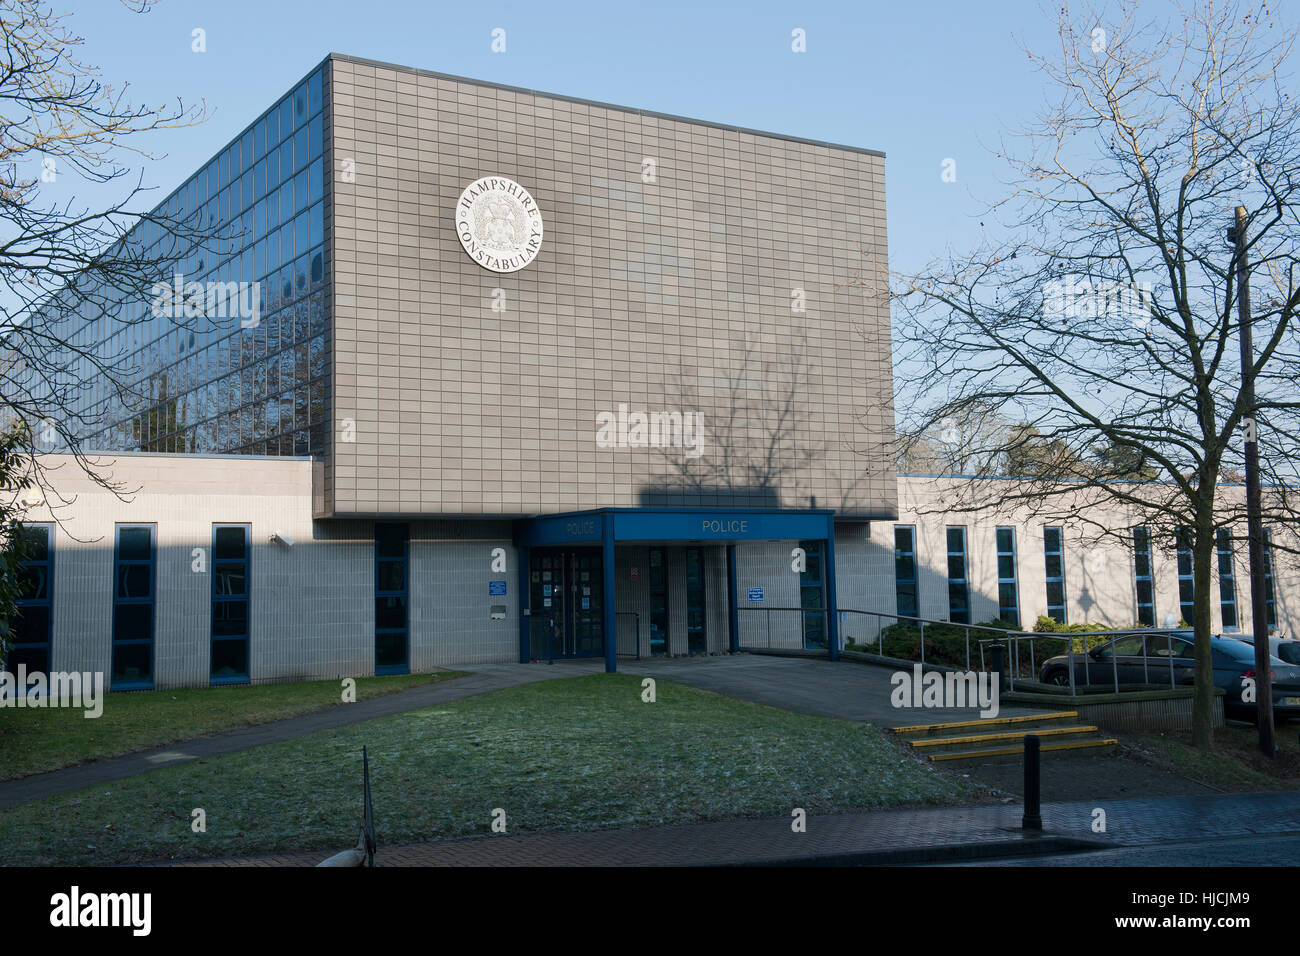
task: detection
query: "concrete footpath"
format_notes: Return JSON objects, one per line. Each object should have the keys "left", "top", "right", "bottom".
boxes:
{"left": 180, "top": 791, "right": 1300, "bottom": 867}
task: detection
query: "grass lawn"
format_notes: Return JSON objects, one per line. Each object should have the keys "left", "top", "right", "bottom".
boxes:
{"left": 2, "top": 674, "right": 975, "bottom": 865}
{"left": 1125, "top": 722, "right": 1300, "bottom": 792}
{"left": 0, "top": 671, "right": 461, "bottom": 782}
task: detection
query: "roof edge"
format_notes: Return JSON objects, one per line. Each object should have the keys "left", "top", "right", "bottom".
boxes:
{"left": 328, "top": 52, "right": 886, "bottom": 159}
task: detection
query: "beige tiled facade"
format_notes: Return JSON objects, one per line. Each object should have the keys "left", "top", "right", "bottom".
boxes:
{"left": 324, "top": 54, "right": 894, "bottom": 519}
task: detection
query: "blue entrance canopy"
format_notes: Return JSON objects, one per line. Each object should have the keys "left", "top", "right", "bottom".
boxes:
{"left": 515, "top": 507, "right": 836, "bottom": 547}
{"left": 514, "top": 508, "right": 839, "bottom": 673}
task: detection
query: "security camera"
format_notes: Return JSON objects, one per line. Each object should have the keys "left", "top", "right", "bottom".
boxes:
{"left": 269, "top": 531, "right": 295, "bottom": 548}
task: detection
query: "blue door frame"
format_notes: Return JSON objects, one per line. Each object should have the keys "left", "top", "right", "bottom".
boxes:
{"left": 514, "top": 508, "right": 839, "bottom": 673}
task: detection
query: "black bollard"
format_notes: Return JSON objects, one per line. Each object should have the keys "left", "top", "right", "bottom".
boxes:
{"left": 1022, "top": 734, "right": 1042, "bottom": 831}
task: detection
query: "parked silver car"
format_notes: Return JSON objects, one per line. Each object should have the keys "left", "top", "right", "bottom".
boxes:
{"left": 1231, "top": 633, "right": 1300, "bottom": 666}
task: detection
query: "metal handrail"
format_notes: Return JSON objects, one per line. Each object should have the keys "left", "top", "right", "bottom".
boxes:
{"left": 735, "top": 604, "right": 1194, "bottom": 697}
{"left": 973, "top": 627, "right": 1193, "bottom": 695}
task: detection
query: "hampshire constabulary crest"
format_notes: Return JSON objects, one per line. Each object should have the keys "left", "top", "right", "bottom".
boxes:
{"left": 454, "top": 176, "right": 544, "bottom": 273}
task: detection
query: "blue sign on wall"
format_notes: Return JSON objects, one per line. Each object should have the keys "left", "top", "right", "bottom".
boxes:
{"left": 748, "top": 587, "right": 765, "bottom": 602}
{"left": 489, "top": 580, "right": 507, "bottom": 596}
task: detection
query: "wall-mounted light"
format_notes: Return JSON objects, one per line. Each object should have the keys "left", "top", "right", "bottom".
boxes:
{"left": 269, "top": 530, "right": 295, "bottom": 548}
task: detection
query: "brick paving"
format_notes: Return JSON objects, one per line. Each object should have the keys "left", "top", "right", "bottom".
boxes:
{"left": 176, "top": 791, "right": 1300, "bottom": 867}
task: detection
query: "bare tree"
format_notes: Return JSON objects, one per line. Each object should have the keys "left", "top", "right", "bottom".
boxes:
{"left": 896, "top": 399, "right": 1015, "bottom": 475}
{"left": 888, "top": 0, "right": 1300, "bottom": 749}
{"left": 0, "top": 0, "right": 211, "bottom": 651}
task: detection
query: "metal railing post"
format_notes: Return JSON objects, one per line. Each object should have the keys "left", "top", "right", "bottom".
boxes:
{"left": 1008, "top": 635, "right": 1016, "bottom": 692}
{"left": 919, "top": 619, "right": 926, "bottom": 668}
{"left": 965, "top": 626, "right": 971, "bottom": 671}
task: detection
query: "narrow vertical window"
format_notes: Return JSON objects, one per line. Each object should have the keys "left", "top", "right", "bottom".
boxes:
{"left": 211, "top": 524, "right": 250, "bottom": 683}
{"left": 9, "top": 524, "right": 53, "bottom": 676}
{"left": 374, "top": 523, "right": 409, "bottom": 674}
{"left": 685, "top": 548, "right": 707, "bottom": 654}
{"left": 799, "top": 539, "right": 824, "bottom": 649}
{"left": 648, "top": 547, "right": 668, "bottom": 654}
{"left": 1176, "top": 527, "right": 1194, "bottom": 626}
{"left": 1043, "top": 526, "right": 1067, "bottom": 624}
{"left": 996, "top": 527, "right": 1019, "bottom": 627}
{"left": 894, "top": 526, "right": 918, "bottom": 619}
{"left": 1216, "top": 528, "right": 1238, "bottom": 632}
{"left": 1132, "top": 526, "right": 1156, "bottom": 627}
{"left": 946, "top": 527, "right": 969, "bottom": 624}
{"left": 113, "top": 524, "right": 156, "bottom": 689}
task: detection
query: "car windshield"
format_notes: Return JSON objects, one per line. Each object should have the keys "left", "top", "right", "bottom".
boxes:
{"left": 1275, "top": 643, "right": 1300, "bottom": 666}
{"left": 1216, "top": 639, "right": 1256, "bottom": 662}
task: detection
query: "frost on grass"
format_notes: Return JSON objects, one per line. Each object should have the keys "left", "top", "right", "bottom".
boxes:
{"left": 4, "top": 675, "right": 977, "bottom": 863}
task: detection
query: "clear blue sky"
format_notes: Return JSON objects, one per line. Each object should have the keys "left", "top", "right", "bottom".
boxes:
{"left": 62, "top": 0, "right": 1063, "bottom": 275}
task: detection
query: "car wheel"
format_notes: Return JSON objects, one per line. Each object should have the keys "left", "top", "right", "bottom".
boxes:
{"left": 1044, "top": 668, "right": 1071, "bottom": 688}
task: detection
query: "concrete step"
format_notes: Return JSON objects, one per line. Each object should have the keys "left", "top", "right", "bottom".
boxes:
{"left": 907, "top": 724, "right": 1103, "bottom": 754}
{"left": 922, "top": 737, "right": 1119, "bottom": 764}
{"left": 890, "top": 711, "right": 1079, "bottom": 740}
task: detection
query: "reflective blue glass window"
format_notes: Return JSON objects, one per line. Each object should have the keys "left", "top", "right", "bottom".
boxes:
{"left": 308, "top": 157, "right": 323, "bottom": 205}
{"left": 308, "top": 70, "right": 322, "bottom": 116}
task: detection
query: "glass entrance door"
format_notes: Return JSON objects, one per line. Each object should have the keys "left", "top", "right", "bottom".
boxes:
{"left": 529, "top": 549, "right": 604, "bottom": 659}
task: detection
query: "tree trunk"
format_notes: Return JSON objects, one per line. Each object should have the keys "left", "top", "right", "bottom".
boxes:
{"left": 1191, "top": 519, "right": 1217, "bottom": 749}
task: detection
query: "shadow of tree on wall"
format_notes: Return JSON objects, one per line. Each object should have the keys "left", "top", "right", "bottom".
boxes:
{"left": 637, "top": 328, "right": 890, "bottom": 512}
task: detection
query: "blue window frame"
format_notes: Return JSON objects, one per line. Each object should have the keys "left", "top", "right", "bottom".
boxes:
{"left": 1132, "top": 526, "right": 1156, "bottom": 627}
{"left": 1176, "top": 527, "right": 1194, "bottom": 626}
{"left": 112, "top": 524, "right": 156, "bottom": 689}
{"left": 1043, "top": 526, "right": 1067, "bottom": 624}
{"left": 799, "top": 539, "right": 825, "bottom": 649}
{"left": 374, "top": 523, "right": 409, "bottom": 675}
{"left": 894, "top": 525, "right": 918, "bottom": 619}
{"left": 211, "top": 524, "right": 250, "bottom": 684}
{"left": 946, "top": 526, "right": 969, "bottom": 624}
{"left": 1264, "top": 528, "right": 1277, "bottom": 633}
{"left": 1217, "top": 528, "right": 1238, "bottom": 631}
{"left": 9, "top": 524, "right": 54, "bottom": 676}
{"left": 996, "top": 527, "right": 1020, "bottom": 626}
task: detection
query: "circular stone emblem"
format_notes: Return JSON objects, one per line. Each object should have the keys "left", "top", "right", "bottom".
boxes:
{"left": 454, "top": 176, "right": 544, "bottom": 273}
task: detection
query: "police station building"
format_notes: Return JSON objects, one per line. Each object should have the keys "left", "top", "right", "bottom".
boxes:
{"left": 11, "top": 54, "right": 1296, "bottom": 690}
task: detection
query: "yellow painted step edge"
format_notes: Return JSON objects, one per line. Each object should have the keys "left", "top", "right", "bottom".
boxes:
{"left": 926, "top": 738, "right": 1119, "bottom": 761}
{"left": 890, "top": 711, "right": 1079, "bottom": 735}
{"left": 909, "top": 726, "right": 1100, "bottom": 748}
